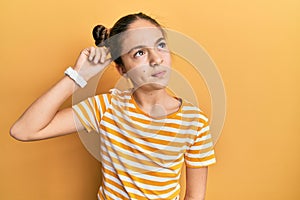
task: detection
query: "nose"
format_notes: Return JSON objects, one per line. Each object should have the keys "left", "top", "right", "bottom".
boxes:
{"left": 149, "top": 48, "right": 163, "bottom": 67}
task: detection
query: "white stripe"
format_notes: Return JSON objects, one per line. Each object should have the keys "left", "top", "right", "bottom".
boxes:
{"left": 185, "top": 149, "right": 215, "bottom": 158}
{"left": 101, "top": 135, "right": 151, "bottom": 162}
{"left": 108, "top": 109, "right": 198, "bottom": 136}
{"left": 195, "top": 131, "right": 211, "bottom": 143}
{"left": 186, "top": 157, "right": 216, "bottom": 167}
{"left": 72, "top": 106, "right": 92, "bottom": 129}
{"left": 76, "top": 91, "right": 210, "bottom": 199}
{"left": 182, "top": 105, "right": 201, "bottom": 111}
{"left": 102, "top": 174, "right": 129, "bottom": 198}
{"left": 100, "top": 144, "right": 179, "bottom": 174}
{"left": 116, "top": 94, "right": 132, "bottom": 100}
{"left": 94, "top": 96, "right": 103, "bottom": 120}
{"left": 198, "top": 125, "right": 209, "bottom": 135}
{"left": 87, "top": 98, "right": 101, "bottom": 130}
{"left": 118, "top": 173, "right": 179, "bottom": 191}
{"left": 102, "top": 156, "right": 181, "bottom": 182}
{"left": 123, "top": 110, "right": 204, "bottom": 127}
{"left": 123, "top": 91, "right": 132, "bottom": 97}
{"left": 119, "top": 106, "right": 206, "bottom": 126}
{"left": 177, "top": 113, "right": 208, "bottom": 121}
{"left": 123, "top": 182, "right": 180, "bottom": 199}
{"left": 101, "top": 121, "right": 189, "bottom": 154}
{"left": 111, "top": 96, "right": 206, "bottom": 126}
{"left": 101, "top": 134, "right": 184, "bottom": 169}
{"left": 111, "top": 98, "right": 136, "bottom": 108}
{"left": 110, "top": 88, "right": 131, "bottom": 98}
{"left": 81, "top": 101, "right": 99, "bottom": 131}
{"left": 103, "top": 94, "right": 110, "bottom": 110}
{"left": 104, "top": 170, "right": 179, "bottom": 193}
{"left": 103, "top": 170, "right": 123, "bottom": 187}
{"left": 190, "top": 142, "right": 213, "bottom": 151}
{"left": 102, "top": 182, "right": 126, "bottom": 200}
{"left": 115, "top": 118, "right": 195, "bottom": 143}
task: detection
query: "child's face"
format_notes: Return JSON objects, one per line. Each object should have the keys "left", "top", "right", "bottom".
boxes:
{"left": 119, "top": 19, "right": 171, "bottom": 91}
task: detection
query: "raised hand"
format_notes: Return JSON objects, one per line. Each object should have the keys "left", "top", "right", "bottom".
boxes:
{"left": 73, "top": 46, "right": 112, "bottom": 81}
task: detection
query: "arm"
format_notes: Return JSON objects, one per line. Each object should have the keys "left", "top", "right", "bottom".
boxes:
{"left": 184, "top": 166, "right": 208, "bottom": 200}
{"left": 10, "top": 47, "right": 111, "bottom": 141}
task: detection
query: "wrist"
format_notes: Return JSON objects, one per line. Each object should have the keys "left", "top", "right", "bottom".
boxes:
{"left": 64, "top": 67, "right": 87, "bottom": 88}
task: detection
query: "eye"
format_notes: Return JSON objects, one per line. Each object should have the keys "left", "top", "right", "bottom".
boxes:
{"left": 133, "top": 50, "right": 145, "bottom": 58}
{"left": 158, "top": 41, "right": 167, "bottom": 50}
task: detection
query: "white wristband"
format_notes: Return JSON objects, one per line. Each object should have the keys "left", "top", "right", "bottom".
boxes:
{"left": 64, "top": 67, "right": 87, "bottom": 88}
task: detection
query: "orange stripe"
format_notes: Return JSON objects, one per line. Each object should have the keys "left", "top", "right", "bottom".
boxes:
{"left": 74, "top": 91, "right": 215, "bottom": 199}
{"left": 104, "top": 166, "right": 180, "bottom": 197}
{"left": 187, "top": 146, "right": 214, "bottom": 154}
{"left": 185, "top": 154, "right": 216, "bottom": 162}
{"left": 72, "top": 108, "right": 91, "bottom": 132}
{"left": 102, "top": 134, "right": 184, "bottom": 172}
{"left": 101, "top": 153, "right": 180, "bottom": 179}
{"left": 103, "top": 127, "right": 185, "bottom": 157}
{"left": 103, "top": 166, "right": 181, "bottom": 187}
{"left": 100, "top": 117, "right": 183, "bottom": 155}
{"left": 102, "top": 114, "right": 193, "bottom": 147}
{"left": 92, "top": 96, "right": 101, "bottom": 122}
{"left": 102, "top": 177, "right": 129, "bottom": 199}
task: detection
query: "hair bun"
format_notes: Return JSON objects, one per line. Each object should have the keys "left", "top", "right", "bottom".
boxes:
{"left": 92, "top": 25, "right": 109, "bottom": 47}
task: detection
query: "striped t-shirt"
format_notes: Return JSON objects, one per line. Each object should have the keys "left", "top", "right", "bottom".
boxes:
{"left": 72, "top": 89, "right": 216, "bottom": 200}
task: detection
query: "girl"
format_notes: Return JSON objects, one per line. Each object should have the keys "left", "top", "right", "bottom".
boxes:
{"left": 10, "top": 13, "right": 216, "bottom": 200}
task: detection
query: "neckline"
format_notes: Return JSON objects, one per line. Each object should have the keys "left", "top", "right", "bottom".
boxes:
{"left": 130, "top": 93, "right": 183, "bottom": 120}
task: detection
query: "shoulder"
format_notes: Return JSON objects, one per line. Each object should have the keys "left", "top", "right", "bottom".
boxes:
{"left": 108, "top": 88, "right": 133, "bottom": 102}
{"left": 91, "top": 88, "right": 131, "bottom": 102}
{"left": 109, "top": 88, "right": 132, "bottom": 97}
{"left": 180, "top": 99, "right": 209, "bottom": 124}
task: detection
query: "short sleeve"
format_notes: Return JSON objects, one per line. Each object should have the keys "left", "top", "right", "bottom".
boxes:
{"left": 72, "top": 93, "right": 111, "bottom": 133}
{"left": 184, "top": 120, "right": 216, "bottom": 168}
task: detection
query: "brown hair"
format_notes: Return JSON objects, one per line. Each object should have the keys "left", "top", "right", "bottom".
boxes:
{"left": 92, "top": 12, "right": 163, "bottom": 65}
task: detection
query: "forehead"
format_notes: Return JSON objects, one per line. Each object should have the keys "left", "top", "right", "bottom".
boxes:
{"left": 120, "top": 20, "right": 164, "bottom": 54}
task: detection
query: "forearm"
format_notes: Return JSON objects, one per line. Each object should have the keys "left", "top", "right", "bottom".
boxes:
{"left": 184, "top": 192, "right": 205, "bottom": 200}
{"left": 184, "top": 195, "right": 205, "bottom": 200}
{"left": 11, "top": 75, "right": 77, "bottom": 139}
{"left": 184, "top": 166, "right": 208, "bottom": 200}
{"left": 184, "top": 197, "right": 204, "bottom": 200}
{"left": 10, "top": 47, "right": 110, "bottom": 141}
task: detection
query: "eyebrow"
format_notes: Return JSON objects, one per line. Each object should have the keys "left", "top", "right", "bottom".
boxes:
{"left": 127, "top": 37, "right": 166, "bottom": 54}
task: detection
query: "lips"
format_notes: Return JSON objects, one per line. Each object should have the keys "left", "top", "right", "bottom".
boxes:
{"left": 151, "top": 70, "right": 166, "bottom": 77}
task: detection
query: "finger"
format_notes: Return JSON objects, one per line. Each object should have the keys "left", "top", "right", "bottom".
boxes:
{"left": 103, "top": 57, "right": 112, "bottom": 66}
{"left": 104, "top": 48, "right": 112, "bottom": 60}
{"left": 95, "top": 57, "right": 112, "bottom": 72}
{"left": 100, "top": 47, "right": 107, "bottom": 63}
{"left": 88, "top": 47, "right": 96, "bottom": 61}
{"left": 81, "top": 48, "right": 90, "bottom": 56}
{"left": 93, "top": 47, "right": 101, "bottom": 64}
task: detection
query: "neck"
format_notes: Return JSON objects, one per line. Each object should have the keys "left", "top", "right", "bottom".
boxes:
{"left": 133, "top": 88, "right": 168, "bottom": 107}
{"left": 132, "top": 88, "right": 181, "bottom": 118}
{"left": 133, "top": 88, "right": 173, "bottom": 118}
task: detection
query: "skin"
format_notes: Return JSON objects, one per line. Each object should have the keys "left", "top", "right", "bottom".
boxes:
{"left": 117, "top": 20, "right": 179, "bottom": 117}
{"left": 10, "top": 19, "right": 208, "bottom": 200}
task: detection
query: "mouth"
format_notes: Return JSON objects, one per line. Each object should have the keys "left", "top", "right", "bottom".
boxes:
{"left": 151, "top": 70, "right": 166, "bottom": 78}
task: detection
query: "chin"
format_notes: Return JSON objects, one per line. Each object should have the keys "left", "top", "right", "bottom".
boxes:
{"left": 151, "top": 83, "right": 168, "bottom": 90}
{"left": 135, "top": 81, "right": 168, "bottom": 91}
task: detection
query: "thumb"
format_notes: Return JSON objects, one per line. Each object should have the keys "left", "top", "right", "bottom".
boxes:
{"left": 93, "top": 58, "right": 113, "bottom": 74}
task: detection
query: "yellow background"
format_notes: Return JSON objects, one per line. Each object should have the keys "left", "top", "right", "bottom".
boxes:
{"left": 1, "top": 0, "right": 299, "bottom": 199}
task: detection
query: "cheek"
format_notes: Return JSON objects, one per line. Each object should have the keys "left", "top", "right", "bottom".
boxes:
{"left": 122, "top": 57, "right": 146, "bottom": 73}
{"left": 127, "top": 66, "right": 148, "bottom": 80}
{"left": 162, "top": 53, "right": 172, "bottom": 66}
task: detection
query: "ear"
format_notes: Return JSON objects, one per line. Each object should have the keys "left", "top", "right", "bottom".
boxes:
{"left": 116, "top": 64, "right": 127, "bottom": 76}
